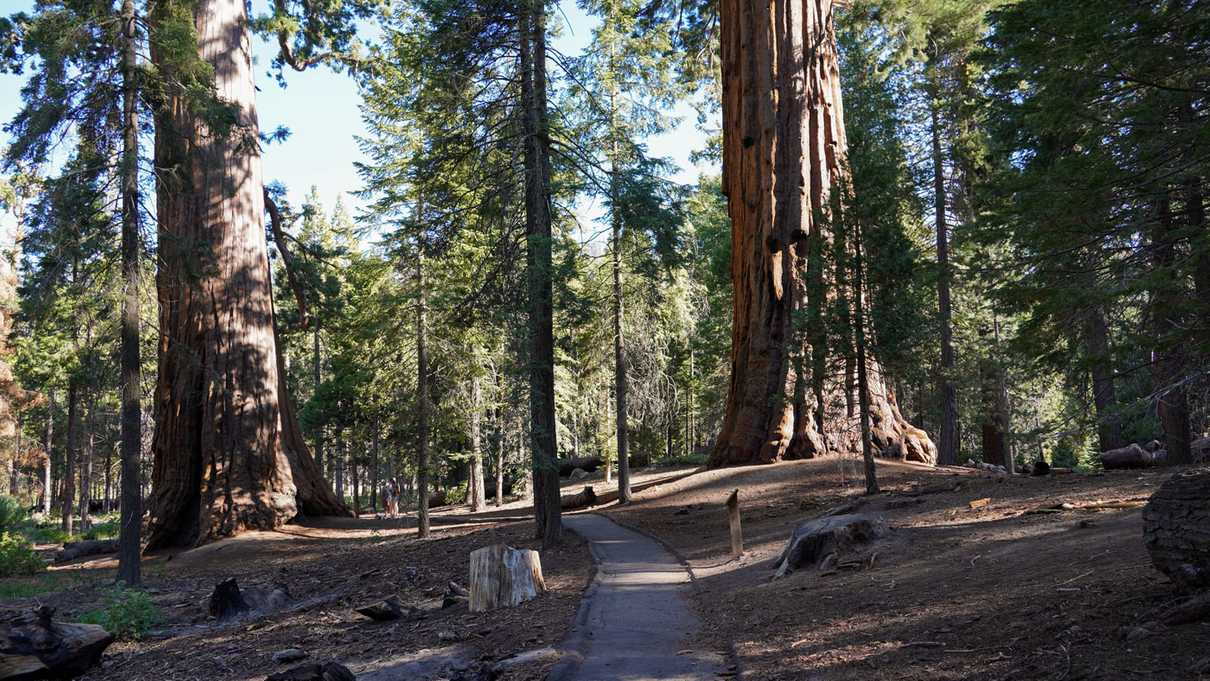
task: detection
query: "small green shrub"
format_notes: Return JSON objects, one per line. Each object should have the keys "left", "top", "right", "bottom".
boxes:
{"left": 21, "top": 520, "right": 72, "bottom": 545}
{"left": 79, "top": 585, "right": 161, "bottom": 640}
{"left": 0, "top": 531, "right": 46, "bottom": 577}
{"left": 0, "top": 495, "right": 26, "bottom": 534}
{"left": 0, "top": 572, "right": 84, "bottom": 599}
{"left": 82, "top": 519, "right": 119, "bottom": 541}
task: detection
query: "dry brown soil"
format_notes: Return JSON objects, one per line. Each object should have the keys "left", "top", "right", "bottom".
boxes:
{"left": 4, "top": 512, "right": 589, "bottom": 681}
{"left": 602, "top": 458, "right": 1210, "bottom": 681}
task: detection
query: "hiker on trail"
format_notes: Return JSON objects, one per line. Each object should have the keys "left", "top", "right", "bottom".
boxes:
{"left": 388, "top": 477, "right": 401, "bottom": 518}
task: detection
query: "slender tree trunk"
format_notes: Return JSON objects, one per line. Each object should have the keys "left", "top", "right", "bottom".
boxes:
{"left": 416, "top": 251, "right": 431, "bottom": 537}
{"left": 146, "top": 0, "right": 345, "bottom": 549}
{"left": 351, "top": 448, "right": 360, "bottom": 517}
{"left": 470, "top": 376, "right": 486, "bottom": 512}
{"left": 711, "top": 0, "right": 934, "bottom": 467}
{"left": 930, "top": 55, "right": 959, "bottom": 467}
{"left": 608, "top": 70, "right": 632, "bottom": 504}
{"left": 1083, "top": 307, "right": 1123, "bottom": 452}
{"left": 313, "top": 327, "right": 324, "bottom": 476}
{"left": 853, "top": 222, "right": 878, "bottom": 494}
{"left": 520, "top": 0, "right": 561, "bottom": 547}
{"left": 78, "top": 397, "right": 94, "bottom": 531}
{"left": 61, "top": 383, "right": 78, "bottom": 535}
{"left": 494, "top": 372, "right": 505, "bottom": 508}
{"left": 43, "top": 390, "right": 53, "bottom": 517}
{"left": 1150, "top": 188, "right": 1191, "bottom": 464}
{"left": 371, "top": 421, "right": 379, "bottom": 513}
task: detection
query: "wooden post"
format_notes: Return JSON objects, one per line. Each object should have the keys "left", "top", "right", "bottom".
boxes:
{"left": 726, "top": 488, "right": 743, "bottom": 557}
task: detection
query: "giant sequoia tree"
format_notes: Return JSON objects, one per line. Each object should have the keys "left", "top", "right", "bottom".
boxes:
{"left": 146, "top": 0, "right": 346, "bottom": 549}
{"left": 711, "top": 0, "right": 935, "bottom": 467}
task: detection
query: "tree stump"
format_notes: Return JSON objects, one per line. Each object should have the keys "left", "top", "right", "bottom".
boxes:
{"left": 1144, "top": 467, "right": 1210, "bottom": 589}
{"left": 468, "top": 545, "right": 545, "bottom": 612}
{"left": 0, "top": 606, "right": 113, "bottom": 679}
{"left": 772, "top": 513, "right": 886, "bottom": 579}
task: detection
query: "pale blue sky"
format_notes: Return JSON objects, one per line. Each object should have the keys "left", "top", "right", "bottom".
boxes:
{"left": 0, "top": 0, "right": 718, "bottom": 237}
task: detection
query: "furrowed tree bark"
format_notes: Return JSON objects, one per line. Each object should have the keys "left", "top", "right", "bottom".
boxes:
{"left": 1083, "top": 307, "right": 1123, "bottom": 453}
{"left": 1149, "top": 189, "right": 1191, "bottom": 465}
{"left": 520, "top": 0, "right": 561, "bottom": 547}
{"left": 416, "top": 250, "right": 430, "bottom": 538}
{"left": 853, "top": 222, "right": 878, "bottom": 495}
{"left": 711, "top": 0, "right": 935, "bottom": 467}
{"left": 930, "top": 51, "right": 959, "bottom": 467}
{"left": 146, "top": 0, "right": 346, "bottom": 549}
{"left": 78, "top": 399, "right": 94, "bottom": 531}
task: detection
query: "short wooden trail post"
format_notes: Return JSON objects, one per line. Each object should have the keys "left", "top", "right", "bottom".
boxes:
{"left": 726, "top": 488, "right": 743, "bottom": 557}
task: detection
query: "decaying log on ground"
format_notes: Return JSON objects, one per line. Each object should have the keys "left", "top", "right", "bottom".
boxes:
{"left": 560, "top": 485, "right": 597, "bottom": 510}
{"left": 468, "top": 545, "right": 546, "bottom": 612}
{"left": 0, "top": 606, "right": 113, "bottom": 679}
{"left": 442, "top": 581, "right": 469, "bottom": 609}
{"left": 354, "top": 596, "right": 405, "bottom": 621}
{"left": 53, "top": 539, "right": 118, "bottom": 563}
{"left": 1101, "top": 444, "right": 1165, "bottom": 469}
{"left": 1144, "top": 467, "right": 1210, "bottom": 589}
{"left": 265, "top": 661, "right": 356, "bottom": 681}
{"left": 773, "top": 513, "right": 886, "bottom": 579}
{"left": 207, "top": 578, "right": 290, "bottom": 620}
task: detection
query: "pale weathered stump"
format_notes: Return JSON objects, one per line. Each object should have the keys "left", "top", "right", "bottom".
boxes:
{"left": 0, "top": 606, "right": 113, "bottom": 679}
{"left": 1144, "top": 467, "right": 1210, "bottom": 589}
{"left": 468, "top": 545, "right": 545, "bottom": 612}
{"left": 772, "top": 513, "right": 886, "bottom": 579}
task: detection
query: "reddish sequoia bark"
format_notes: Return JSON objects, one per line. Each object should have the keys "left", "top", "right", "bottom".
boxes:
{"left": 146, "top": 0, "right": 347, "bottom": 549}
{"left": 711, "top": 0, "right": 935, "bottom": 467}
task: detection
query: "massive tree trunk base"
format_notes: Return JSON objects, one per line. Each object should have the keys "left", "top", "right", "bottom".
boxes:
{"left": 709, "top": 0, "right": 935, "bottom": 469}
{"left": 1143, "top": 466, "right": 1210, "bottom": 590}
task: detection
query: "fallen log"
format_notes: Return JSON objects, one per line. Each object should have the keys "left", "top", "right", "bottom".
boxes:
{"left": 266, "top": 661, "right": 356, "bottom": 681}
{"left": 1101, "top": 444, "right": 1165, "bottom": 470}
{"left": 354, "top": 596, "right": 405, "bottom": 622}
{"left": 0, "top": 606, "right": 113, "bottom": 679}
{"left": 558, "top": 456, "right": 603, "bottom": 477}
{"left": 53, "top": 539, "right": 118, "bottom": 564}
{"left": 468, "top": 545, "right": 545, "bottom": 612}
{"left": 560, "top": 485, "right": 597, "bottom": 511}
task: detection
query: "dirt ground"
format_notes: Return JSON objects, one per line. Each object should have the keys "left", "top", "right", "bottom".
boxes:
{"left": 602, "top": 458, "right": 1210, "bottom": 681}
{"left": 5, "top": 512, "right": 589, "bottom": 681}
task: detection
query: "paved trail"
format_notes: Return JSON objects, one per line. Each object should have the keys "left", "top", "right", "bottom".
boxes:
{"left": 549, "top": 514, "right": 723, "bottom": 681}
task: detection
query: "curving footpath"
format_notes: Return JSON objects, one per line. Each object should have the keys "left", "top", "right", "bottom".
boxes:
{"left": 548, "top": 514, "right": 724, "bottom": 681}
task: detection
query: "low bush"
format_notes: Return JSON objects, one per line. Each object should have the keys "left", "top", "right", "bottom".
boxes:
{"left": 79, "top": 585, "right": 161, "bottom": 640}
{"left": 0, "top": 495, "right": 26, "bottom": 534}
{"left": 0, "top": 531, "right": 46, "bottom": 577}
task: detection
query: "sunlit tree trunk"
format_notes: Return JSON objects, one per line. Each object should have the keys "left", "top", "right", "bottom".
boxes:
{"left": 146, "top": 0, "right": 346, "bottom": 549}
{"left": 469, "top": 375, "right": 487, "bottom": 512}
{"left": 42, "top": 390, "right": 53, "bottom": 516}
{"left": 929, "top": 53, "right": 959, "bottom": 467}
{"left": 712, "top": 0, "right": 935, "bottom": 467}
{"left": 61, "top": 383, "right": 78, "bottom": 535}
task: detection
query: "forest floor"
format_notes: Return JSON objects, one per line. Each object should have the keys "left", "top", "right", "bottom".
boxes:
{"left": 5, "top": 510, "right": 591, "bottom": 681}
{"left": 601, "top": 458, "right": 1210, "bottom": 681}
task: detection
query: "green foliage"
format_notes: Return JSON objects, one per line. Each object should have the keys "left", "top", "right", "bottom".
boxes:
{"left": 79, "top": 585, "right": 161, "bottom": 640}
{"left": 0, "top": 495, "right": 26, "bottom": 534}
{"left": 0, "top": 531, "right": 45, "bottom": 577}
